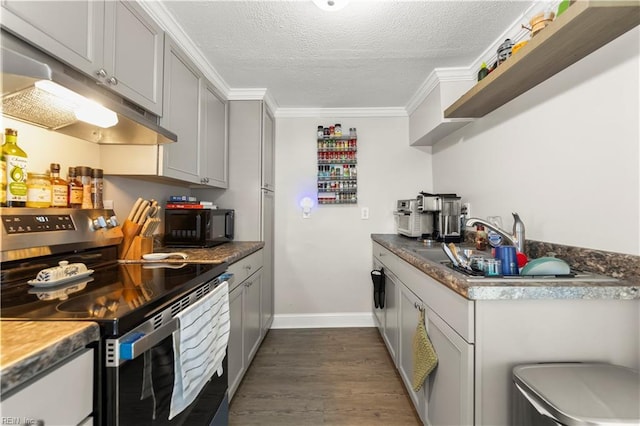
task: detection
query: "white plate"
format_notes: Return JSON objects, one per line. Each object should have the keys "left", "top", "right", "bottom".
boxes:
{"left": 142, "top": 252, "right": 188, "bottom": 261}
{"left": 28, "top": 270, "right": 95, "bottom": 288}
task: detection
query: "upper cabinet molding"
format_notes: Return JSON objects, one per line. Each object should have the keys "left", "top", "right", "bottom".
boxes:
{"left": 445, "top": 0, "right": 640, "bottom": 119}
{"left": 138, "top": 1, "right": 231, "bottom": 100}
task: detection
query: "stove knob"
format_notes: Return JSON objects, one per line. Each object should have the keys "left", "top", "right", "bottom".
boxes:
{"left": 106, "top": 215, "right": 119, "bottom": 228}
{"left": 92, "top": 216, "right": 107, "bottom": 230}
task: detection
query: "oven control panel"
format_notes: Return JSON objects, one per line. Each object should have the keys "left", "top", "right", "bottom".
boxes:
{"left": 2, "top": 214, "right": 76, "bottom": 234}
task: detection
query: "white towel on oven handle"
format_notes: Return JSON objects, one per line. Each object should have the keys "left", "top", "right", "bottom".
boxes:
{"left": 169, "top": 281, "right": 229, "bottom": 420}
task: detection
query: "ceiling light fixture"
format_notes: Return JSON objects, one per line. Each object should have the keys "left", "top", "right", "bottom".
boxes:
{"left": 312, "top": 0, "right": 349, "bottom": 12}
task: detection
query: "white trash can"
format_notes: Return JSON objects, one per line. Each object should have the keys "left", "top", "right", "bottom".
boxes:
{"left": 512, "top": 363, "right": 640, "bottom": 426}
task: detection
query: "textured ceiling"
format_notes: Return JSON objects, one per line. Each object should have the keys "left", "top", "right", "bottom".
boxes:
{"left": 163, "top": 0, "right": 533, "bottom": 109}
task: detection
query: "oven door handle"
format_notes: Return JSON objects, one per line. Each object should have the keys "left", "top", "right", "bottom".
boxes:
{"left": 117, "top": 317, "right": 179, "bottom": 363}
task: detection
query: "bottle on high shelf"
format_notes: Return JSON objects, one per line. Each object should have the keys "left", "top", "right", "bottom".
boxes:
{"left": 2, "top": 128, "right": 28, "bottom": 207}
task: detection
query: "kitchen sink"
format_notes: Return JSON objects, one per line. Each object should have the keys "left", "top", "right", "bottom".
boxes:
{"left": 410, "top": 247, "right": 452, "bottom": 262}
{"left": 408, "top": 245, "right": 618, "bottom": 283}
{"left": 440, "top": 262, "right": 618, "bottom": 283}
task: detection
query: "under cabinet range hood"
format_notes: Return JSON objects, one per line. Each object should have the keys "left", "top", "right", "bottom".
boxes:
{"left": 1, "top": 32, "right": 176, "bottom": 145}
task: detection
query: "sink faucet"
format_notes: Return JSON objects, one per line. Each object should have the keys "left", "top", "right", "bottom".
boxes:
{"left": 466, "top": 213, "right": 526, "bottom": 254}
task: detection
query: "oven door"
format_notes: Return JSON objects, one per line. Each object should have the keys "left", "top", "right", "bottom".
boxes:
{"left": 104, "top": 325, "right": 228, "bottom": 426}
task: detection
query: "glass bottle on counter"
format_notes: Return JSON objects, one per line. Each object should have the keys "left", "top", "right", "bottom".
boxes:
{"left": 67, "top": 166, "right": 83, "bottom": 208}
{"left": 2, "top": 128, "right": 28, "bottom": 207}
{"left": 50, "top": 163, "right": 68, "bottom": 208}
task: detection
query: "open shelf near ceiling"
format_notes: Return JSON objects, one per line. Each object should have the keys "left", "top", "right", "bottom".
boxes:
{"left": 444, "top": 1, "right": 640, "bottom": 119}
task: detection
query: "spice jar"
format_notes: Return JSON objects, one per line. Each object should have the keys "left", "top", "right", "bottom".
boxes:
{"left": 26, "top": 172, "right": 52, "bottom": 208}
{"left": 91, "top": 168, "right": 104, "bottom": 209}
{"left": 77, "top": 166, "right": 93, "bottom": 209}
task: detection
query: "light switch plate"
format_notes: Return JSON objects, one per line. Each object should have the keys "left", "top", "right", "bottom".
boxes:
{"left": 361, "top": 207, "right": 369, "bottom": 220}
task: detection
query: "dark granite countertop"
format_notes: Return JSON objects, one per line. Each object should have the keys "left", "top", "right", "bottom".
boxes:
{"left": 1, "top": 321, "right": 100, "bottom": 394}
{"left": 372, "top": 234, "right": 640, "bottom": 300}
{"left": 118, "top": 241, "right": 264, "bottom": 265}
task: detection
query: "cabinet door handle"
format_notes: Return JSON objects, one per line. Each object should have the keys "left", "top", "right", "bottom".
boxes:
{"left": 379, "top": 252, "right": 385, "bottom": 256}
{"left": 244, "top": 265, "right": 252, "bottom": 271}
{"left": 107, "top": 76, "right": 118, "bottom": 86}
{"left": 96, "top": 68, "right": 107, "bottom": 78}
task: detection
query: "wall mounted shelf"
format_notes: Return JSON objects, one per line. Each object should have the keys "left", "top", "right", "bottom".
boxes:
{"left": 317, "top": 130, "right": 357, "bottom": 205}
{"left": 444, "top": 1, "right": 640, "bottom": 119}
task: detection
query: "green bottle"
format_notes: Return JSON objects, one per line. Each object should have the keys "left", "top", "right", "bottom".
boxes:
{"left": 477, "top": 62, "right": 489, "bottom": 82}
{"left": 2, "top": 128, "right": 28, "bottom": 207}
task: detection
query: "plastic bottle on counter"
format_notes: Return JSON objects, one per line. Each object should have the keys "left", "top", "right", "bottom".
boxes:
{"left": 2, "top": 128, "right": 28, "bottom": 207}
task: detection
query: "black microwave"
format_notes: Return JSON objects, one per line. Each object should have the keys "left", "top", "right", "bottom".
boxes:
{"left": 164, "top": 208, "right": 234, "bottom": 247}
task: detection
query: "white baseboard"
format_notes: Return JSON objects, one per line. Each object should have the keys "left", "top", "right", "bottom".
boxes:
{"left": 271, "top": 312, "right": 376, "bottom": 329}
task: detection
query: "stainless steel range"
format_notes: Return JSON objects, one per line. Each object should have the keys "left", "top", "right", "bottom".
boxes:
{"left": 1, "top": 208, "right": 229, "bottom": 426}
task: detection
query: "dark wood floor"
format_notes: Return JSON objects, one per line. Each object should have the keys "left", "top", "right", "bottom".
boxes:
{"left": 229, "top": 328, "right": 421, "bottom": 425}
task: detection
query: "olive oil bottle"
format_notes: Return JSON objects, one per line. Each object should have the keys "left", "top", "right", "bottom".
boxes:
{"left": 2, "top": 128, "right": 28, "bottom": 207}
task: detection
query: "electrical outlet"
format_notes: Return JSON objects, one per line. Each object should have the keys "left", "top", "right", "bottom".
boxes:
{"left": 361, "top": 207, "right": 369, "bottom": 220}
{"left": 462, "top": 202, "right": 471, "bottom": 218}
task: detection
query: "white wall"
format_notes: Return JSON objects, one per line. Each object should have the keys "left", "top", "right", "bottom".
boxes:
{"left": 273, "top": 116, "right": 432, "bottom": 326}
{"left": 432, "top": 27, "right": 640, "bottom": 255}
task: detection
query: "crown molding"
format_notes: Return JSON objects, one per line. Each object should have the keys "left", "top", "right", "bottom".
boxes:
{"left": 405, "top": 67, "right": 474, "bottom": 115}
{"left": 138, "top": 1, "right": 231, "bottom": 97}
{"left": 275, "top": 107, "right": 407, "bottom": 118}
{"left": 226, "top": 88, "right": 268, "bottom": 101}
{"left": 140, "top": 0, "right": 558, "bottom": 117}
{"left": 405, "top": 1, "right": 559, "bottom": 116}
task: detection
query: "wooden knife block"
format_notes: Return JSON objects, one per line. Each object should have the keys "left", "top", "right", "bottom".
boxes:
{"left": 122, "top": 236, "right": 153, "bottom": 260}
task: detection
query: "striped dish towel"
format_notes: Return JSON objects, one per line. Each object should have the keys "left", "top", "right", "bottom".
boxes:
{"left": 169, "top": 281, "right": 229, "bottom": 420}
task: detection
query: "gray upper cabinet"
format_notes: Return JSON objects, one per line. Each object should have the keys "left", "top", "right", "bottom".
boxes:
{"left": 100, "top": 37, "right": 228, "bottom": 188}
{"left": 261, "top": 108, "right": 275, "bottom": 191}
{"left": 102, "top": 1, "right": 164, "bottom": 115}
{"left": 202, "top": 82, "right": 229, "bottom": 188}
{"left": 1, "top": 0, "right": 164, "bottom": 115}
{"left": 160, "top": 36, "right": 202, "bottom": 184}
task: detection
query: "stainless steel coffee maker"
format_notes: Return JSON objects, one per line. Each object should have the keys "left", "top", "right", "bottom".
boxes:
{"left": 418, "top": 192, "right": 463, "bottom": 243}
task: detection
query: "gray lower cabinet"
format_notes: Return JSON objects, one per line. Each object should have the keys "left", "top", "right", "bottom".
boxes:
{"left": 373, "top": 242, "right": 473, "bottom": 425}
{"left": 424, "top": 307, "right": 474, "bottom": 426}
{"left": 227, "top": 249, "right": 265, "bottom": 401}
{"left": 1, "top": 0, "right": 164, "bottom": 115}
{"left": 373, "top": 241, "right": 638, "bottom": 425}
{"left": 1, "top": 349, "right": 94, "bottom": 425}
{"left": 398, "top": 283, "right": 427, "bottom": 421}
